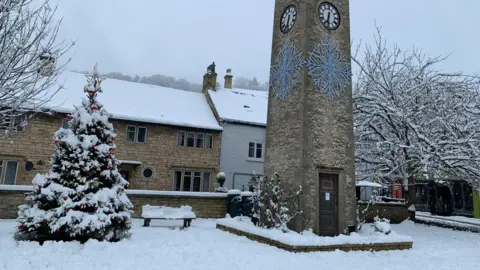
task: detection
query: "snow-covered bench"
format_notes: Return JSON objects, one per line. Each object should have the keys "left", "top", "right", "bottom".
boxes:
{"left": 141, "top": 205, "right": 197, "bottom": 228}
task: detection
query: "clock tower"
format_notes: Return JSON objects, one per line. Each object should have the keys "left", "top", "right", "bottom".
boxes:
{"left": 264, "top": 0, "right": 356, "bottom": 236}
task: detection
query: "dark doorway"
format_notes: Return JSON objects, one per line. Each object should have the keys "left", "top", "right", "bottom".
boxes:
{"left": 318, "top": 173, "right": 339, "bottom": 236}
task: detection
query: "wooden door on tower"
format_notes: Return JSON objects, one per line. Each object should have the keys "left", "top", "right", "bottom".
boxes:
{"left": 318, "top": 173, "right": 339, "bottom": 236}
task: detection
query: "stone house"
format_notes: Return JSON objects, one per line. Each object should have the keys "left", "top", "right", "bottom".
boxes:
{"left": 202, "top": 66, "right": 268, "bottom": 190}
{"left": 0, "top": 71, "right": 223, "bottom": 192}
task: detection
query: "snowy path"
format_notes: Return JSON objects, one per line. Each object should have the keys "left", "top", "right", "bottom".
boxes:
{"left": 0, "top": 219, "right": 479, "bottom": 270}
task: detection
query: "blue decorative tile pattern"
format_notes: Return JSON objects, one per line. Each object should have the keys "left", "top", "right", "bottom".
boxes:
{"left": 306, "top": 34, "right": 351, "bottom": 100}
{"left": 269, "top": 42, "right": 304, "bottom": 100}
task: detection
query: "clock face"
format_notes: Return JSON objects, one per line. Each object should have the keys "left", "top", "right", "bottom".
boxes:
{"left": 280, "top": 5, "right": 297, "bottom": 34}
{"left": 318, "top": 2, "right": 340, "bottom": 30}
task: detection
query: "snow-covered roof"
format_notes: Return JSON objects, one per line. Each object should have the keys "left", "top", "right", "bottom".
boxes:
{"left": 355, "top": 180, "right": 383, "bottom": 188}
{"left": 46, "top": 71, "right": 222, "bottom": 131}
{"left": 207, "top": 87, "right": 268, "bottom": 126}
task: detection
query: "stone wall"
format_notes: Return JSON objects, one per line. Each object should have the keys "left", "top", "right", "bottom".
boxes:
{"left": 357, "top": 202, "right": 409, "bottom": 224}
{"left": 0, "top": 189, "right": 26, "bottom": 219}
{"left": 0, "top": 114, "right": 221, "bottom": 191}
{"left": 0, "top": 187, "right": 228, "bottom": 219}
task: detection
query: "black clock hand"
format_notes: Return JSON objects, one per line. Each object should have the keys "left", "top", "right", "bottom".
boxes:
{"left": 327, "top": 12, "right": 331, "bottom": 24}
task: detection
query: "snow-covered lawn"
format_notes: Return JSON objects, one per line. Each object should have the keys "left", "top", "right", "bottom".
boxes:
{"left": 1, "top": 219, "right": 479, "bottom": 270}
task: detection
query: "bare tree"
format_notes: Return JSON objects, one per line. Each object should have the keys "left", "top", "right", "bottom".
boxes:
{"left": 0, "top": 0, "right": 73, "bottom": 137}
{"left": 353, "top": 26, "right": 480, "bottom": 191}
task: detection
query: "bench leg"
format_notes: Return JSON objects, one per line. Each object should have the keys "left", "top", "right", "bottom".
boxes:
{"left": 143, "top": 218, "right": 151, "bottom": 227}
{"left": 185, "top": 219, "right": 192, "bottom": 228}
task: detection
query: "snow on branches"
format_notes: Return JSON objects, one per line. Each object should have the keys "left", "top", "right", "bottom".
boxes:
{"left": 249, "top": 173, "right": 302, "bottom": 232}
{"left": 15, "top": 65, "right": 133, "bottom": 243}
{"left": 0, "top": 0, "right": 73, "bottom": 137}
{"left": 353, "top": 27, "right": 480, "bottom": 190}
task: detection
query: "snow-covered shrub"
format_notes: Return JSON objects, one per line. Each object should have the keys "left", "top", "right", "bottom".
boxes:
{"left": 15, "top": 66, "right": 133, "bottom": 243}
{"left": 373, "top": 216, "right": 391, "bottom": 235}
{"left": 249, "top": 173, "right": 302, "bottom": 232}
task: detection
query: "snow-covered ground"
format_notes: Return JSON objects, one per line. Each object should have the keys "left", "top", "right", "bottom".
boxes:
{"left": 1, "top": 219, "right": 479, "bottom": 270}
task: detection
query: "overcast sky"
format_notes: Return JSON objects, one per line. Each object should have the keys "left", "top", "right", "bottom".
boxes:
{"left": 54, "top": 0, "right": 480, "bottom": 84}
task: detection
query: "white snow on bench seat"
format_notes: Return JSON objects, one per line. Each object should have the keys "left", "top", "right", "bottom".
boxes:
{"left": 141, "top": 205, "right": 196, "bottom": 219}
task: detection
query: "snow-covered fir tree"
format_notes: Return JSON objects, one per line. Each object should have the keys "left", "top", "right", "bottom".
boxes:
{"left": 15, "top": 65, "right": 133, "bottom": 243}
{"left": 249, "top": 173, "right": 302, "bottom": 232}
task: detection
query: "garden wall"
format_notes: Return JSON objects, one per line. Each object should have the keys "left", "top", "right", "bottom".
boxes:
{"left": 357, "top": 202, "right": 410, "bottom": 224}
{"left": 0, "top": 185, "right": 228, "bottom": 219}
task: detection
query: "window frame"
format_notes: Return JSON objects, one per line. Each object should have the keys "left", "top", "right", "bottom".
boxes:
{"left": 195, "top": 133, "right": 204, "bottom": 148}
{"left": 0, "top": 115, "right": 26, "bottom": 132}
{"left": 186, "top": 132, "right": 195, "bottom": 147}
{"left": 177, "top": 131, "right": 186, "bottom": 146}
{"left": 125, "top": 125, "right": 148, "bottom": 143}
{"left": 125, "top": 125, "right": 137, "bottom": 142}
{"left": 247, "top": 141, "right": 264, "bottom": 160}
{"left": 142, "top": 167, "right": 154, "bottom": 179}
{"left": 136, "top": 126, "right": 148, "bottom": 143}
{"left": 173, "top": 170, "right": 212, "bottom": 192}
{"left": 61, "top": 118, "right": 70, "bottom": 129}
{"left": 205, "top": 134, "right": 213, "bottom": 149}
{"left": 0, "top": 160, "right": 19, "bottom": 185}
{"left": 176, "top": 130, "right": 213, "bottom": 149}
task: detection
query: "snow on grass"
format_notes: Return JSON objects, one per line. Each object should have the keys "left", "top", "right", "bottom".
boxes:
{"left": 0, "top": 219, "right": 479, "bottom": 270}
{"left": 217, "top": 216, "right": 410, "bottom": 246}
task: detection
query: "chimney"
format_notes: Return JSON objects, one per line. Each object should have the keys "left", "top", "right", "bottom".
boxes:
{"left": 202, "top": 62, "right": 217, "bottom": 93}
{"left": 224, "top": 69, "right": 233, "bottom": 89}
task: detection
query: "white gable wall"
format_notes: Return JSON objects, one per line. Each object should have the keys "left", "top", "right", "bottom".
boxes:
{"left": 219, "top": 122, "right": 266, "bottom": 190}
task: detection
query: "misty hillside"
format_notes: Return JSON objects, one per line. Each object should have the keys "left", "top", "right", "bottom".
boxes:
{"left": 71, "top": 70, "right": 268, "bottom": 93}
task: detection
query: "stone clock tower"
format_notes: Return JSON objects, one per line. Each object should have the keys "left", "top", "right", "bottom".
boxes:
{"left": 264, "top": 0, "right": 356, "bottom": 236}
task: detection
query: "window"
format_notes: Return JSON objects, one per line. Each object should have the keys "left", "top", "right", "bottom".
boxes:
{"left": 183, "top": 171, "right": 192, "bottom": 191}
{"left": 177, "top": 132, "right": 185, "bottom": 146}
{"left": 126, "top": 126, "right": 136, "bottom": 142}
{"left": 196, "top": 133, "right": 204, "bottom": 148}
{"left": 126, "top": 125, "right": 147, "bottom": 143}
{"left": 173, "top": 170, "right": 211, "bottom": 192}
{"left": 0, "top": 160, "right": 19, "bottom": 185}
{"left": 203, "top": 172, "right": 211, "bottom": 192}
{"left": 137, "top": 127, "right": 147, "bottom": 143}
{"left": 142, "top": 167, "right": 154, "bottom": 179}
{"left": 177, "top": 131, "right": 213, "bottom": 149}
{"left": 120, "top": 170, "right": 129, "bottom": 181}
{"left": 248, "top": 142, "right": 263, "bottom": 159}
{"left": 1, "top": 116, "right": 26, "bottom": 132}
{"left": 174, "top": 171, "right": 182, "bottom": 191}
{"left": 186, "top": 132, "right": 195, "bottom": 147}
{"left": 61, "top": 119, "right": 70, "bottom": 129}
{"left": 193, "top": 172, "right": 202, "bottom": 192}
{"left": 205, "top": 134, "right": 213, "bottom": 149}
